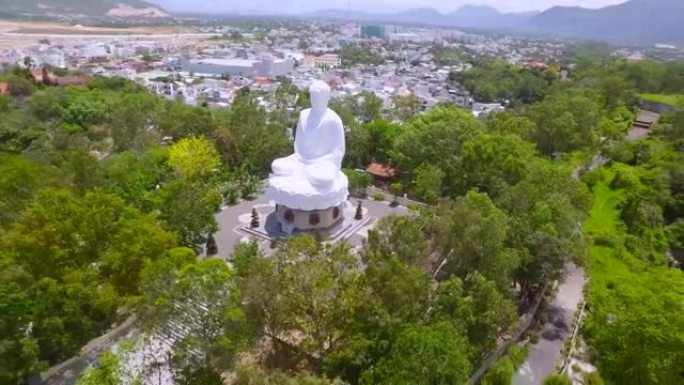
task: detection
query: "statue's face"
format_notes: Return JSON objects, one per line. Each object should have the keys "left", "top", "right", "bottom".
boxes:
{"left": 310, "top": 81, "right": 331, "bottom": 111}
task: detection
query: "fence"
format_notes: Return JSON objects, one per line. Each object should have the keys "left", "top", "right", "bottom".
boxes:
{"left": 469, "top": 281, "right": 548, "bottom": 385}
{"left": 38, "top": 316, "right": 138, "bottom": 385}
{"left": 558, "top": 300, "right": 587, "bottom": 374}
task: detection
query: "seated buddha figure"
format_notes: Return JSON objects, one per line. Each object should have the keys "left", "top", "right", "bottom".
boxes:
{"left": 267, "top": 81, "right": 349, "bottom": 211}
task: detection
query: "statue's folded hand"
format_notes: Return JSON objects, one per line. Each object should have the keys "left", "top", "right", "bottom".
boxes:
{"left": 306, "top": 162, "right": 337, "bottom": 188}
{"left": 271, "top": 154, "right": 302, "bottom": 176}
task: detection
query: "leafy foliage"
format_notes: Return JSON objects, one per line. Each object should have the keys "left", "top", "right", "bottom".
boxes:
{"left": 339, "top": 44, "right": 384, "bottom": 66}
{"left": 361, "top": 322, "right": 471, "bottom": 385}
{"left": 0, "top": 56, "right": 681, "bottom": 385}
{"left": 452, "top": 59, "right": 552, "bottom": 106}
{"left": 168, "top": 136, "right": 221, "bottom": 180}
{"left": 583, "top": 169, "right": 684, "bottom": 385}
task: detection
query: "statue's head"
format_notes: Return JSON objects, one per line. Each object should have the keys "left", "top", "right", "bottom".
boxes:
{"left": 309, "top": 80, "right": 331, "bottom": 112}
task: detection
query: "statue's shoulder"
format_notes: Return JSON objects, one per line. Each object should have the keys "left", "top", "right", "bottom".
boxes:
{"left": 325, "top": 108, "right": 344, "bottom": 125}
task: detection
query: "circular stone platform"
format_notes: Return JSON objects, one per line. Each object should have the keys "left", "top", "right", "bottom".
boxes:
{"left": 275, "top": 202, "right": 345, "bottom": 233}
{"left": 267, "top": 172, "right": 349, "bottom": 211}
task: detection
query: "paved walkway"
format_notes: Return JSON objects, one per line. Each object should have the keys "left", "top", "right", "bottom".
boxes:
{"left": 512, "top": 263, "right": 586, "bottom": 385}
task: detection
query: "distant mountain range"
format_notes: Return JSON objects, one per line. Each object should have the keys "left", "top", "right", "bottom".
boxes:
{"left": 2, "top": 0, "right": 682, "bottom": 44}
{"left": 308, "top": 5, "right": 536, "bottom": 30}
{"left": 309, "top": 0, "right": 684, "bottom": 45}
{"left": 528, "top": 0, "right": 684, "bottom": 44}
{"left": 2, "top": 0, "right": 169, "bottom": 17}
{"left": 447, "top": 5, "right": 539, "bottom": 30}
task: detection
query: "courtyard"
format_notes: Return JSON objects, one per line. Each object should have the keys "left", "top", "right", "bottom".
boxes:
{"left": 213, "top": 189, "right": 411, "bottom": 260}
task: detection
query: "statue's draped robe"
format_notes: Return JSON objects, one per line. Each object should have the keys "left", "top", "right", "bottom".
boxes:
{"left": 267, "top": 108, "right": 349, "bottom": 211}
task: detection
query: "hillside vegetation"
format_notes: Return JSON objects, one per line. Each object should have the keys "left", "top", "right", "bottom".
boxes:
{"left": 0, "top": 56, "right": 682, "bottom": 385}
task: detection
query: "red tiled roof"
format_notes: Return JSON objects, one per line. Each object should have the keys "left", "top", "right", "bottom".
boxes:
{"left": 30, "top": 68, "right": 45, "bottom": 82}
{"left": 0, "top": 82, "right": 9, "bottom": 95}
{"left": 366, "top": 162, "right": 395, "bottom": 179}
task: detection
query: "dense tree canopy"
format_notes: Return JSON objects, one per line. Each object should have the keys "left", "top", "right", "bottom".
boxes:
{"left": 0, "top": 54, "right": 682, "bottom": 385}
{"left": 339, "top": 44, "right": 384, "bottom": 67}
{"left": 452, "top": 59, "right": 552, "bottom": 106}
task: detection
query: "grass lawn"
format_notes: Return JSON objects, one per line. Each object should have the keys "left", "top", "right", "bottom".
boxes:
{"left": 581, "top": 165, "right": 684, "bottom": 385}
{"left": 640, "top": 93, "right": 684, "bottom": 107}
{"left": 583, "top": 171, "right": 624, "bottom": 238}
{"left": 583, "top": 173, "right": 629, "bottom": 278}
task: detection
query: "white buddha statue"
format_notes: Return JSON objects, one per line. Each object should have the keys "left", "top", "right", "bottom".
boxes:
{"left": 267, "top": 81, "right": 349, "bottom": 212}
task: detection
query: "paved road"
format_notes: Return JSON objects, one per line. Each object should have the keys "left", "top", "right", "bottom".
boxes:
{"left": 512, "top": 263, "right": 586, "bottom": 385}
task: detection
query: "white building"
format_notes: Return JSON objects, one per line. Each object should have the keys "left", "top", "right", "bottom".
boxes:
{"left": 471, "top": 102, "right": 505, "bottom": 118}
{"left": 182, "top": 58, "right": 294, "bottom": 78}
{"left": 388, "top": 33, "right": 434, "bottom": 43}
{"left": 304, "top": 54, "right": 342, "bottom": 70}
{"left": 35, "top": 52, "right": 66, "bottom": 68}
{"left": 83, "top": 44, "right": 109, "bottom": 60}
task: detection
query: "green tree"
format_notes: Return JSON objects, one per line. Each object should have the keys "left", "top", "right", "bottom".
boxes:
{"left": 0, "top": 261, "right": 44, "bottom": 385}
{"left": 481, "top": 356, "right": 515, "bottom": 385}
{"left": 240, "top": 236, "right": 359, "bottom": 360}
{"left": 363, "top": 119, "right": 399, "bottom": 163}
{"left": 2, "top": 189, "right": 174, "bottom": 292}
{"left": 583, "top": 261, "right": 684, "bottom": 385}
{"left": 156, "top": 100, "right": 216, "bottom": 139}
{"left": 235, "top": 366, "right": 345, "bottom": 385}
{"left": 365, "top": 216, "right": 428, "bottom": 267}
{"left": 497, "top": 161, "right": 589, "bottom": 297}
{"left": 140, "top": 258, "right": 249, "bottom": 376}
{"left": 358, "top": 91, "right": 383, "bottom": 123}
{"left": 362, "top": 322, "right": 471, "bottom": 385}
{"left": 542, "top": 374, "right": 572, "bottom": 385}
{"left": 411, "top": 164, "right": 445, "bottom": 204}
{"left": 525, "top": 88, "right": 602, "bottom": 155}
{"left": 330, "top": 96, "right": 358, "bottom": 129}
{"left": 340, "top": 44, "right": 383, "bottom": 66}
{"left": 459, "top": 132, "right": 536, "bottom": 197}
{"left": 431, "top": 275, "right": 516, "bottom": 357}
{"left": 335, "top": 252, "right": 432, "bottom": 360}
{"left": 157, "top": 179, "right": 220, "bottom": 251}
{"left": 390, "top": 93, "right": 422, "bottom": 122}
{"left": 213, "top": 96, "right": 290, "bottom": 175}
{"left": 75, "top": 352, "right": 123, "bottom": 385}
{"left": 431, "top": 191, "right": 518, "bottom": 292}
{"left": 453, "top": 59, "right": 550, "bottom": 105}
{"left": 584, "top": 372, "right": 605, "bottom": 385}
{"left": 168, "top": 136, "right": 221, "bottom": 180}
{"left": 486, "top": 112, "right": 536, "bottom": 138}
{"left": 99, "top": 147, "right": 171, "bottom": 211}
{"left": 343, "top": 169, "right": 371, "bottom": 197}
{"left": 392, "top": 106, "right": 483, "bottom": 196}
{"left": 0, "top": 155, "right": 56, "bottom": 227}
{"left": 108, "top": 92, "right": 160, "bottom": 152}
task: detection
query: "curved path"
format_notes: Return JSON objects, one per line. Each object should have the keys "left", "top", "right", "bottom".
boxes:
{"left": 512, "top": 263, "right": 586, "bottom": 385}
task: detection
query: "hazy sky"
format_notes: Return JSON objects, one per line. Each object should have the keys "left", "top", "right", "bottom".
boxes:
{"left": 153, "top": 0, "right": 628, "bottom": 14}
